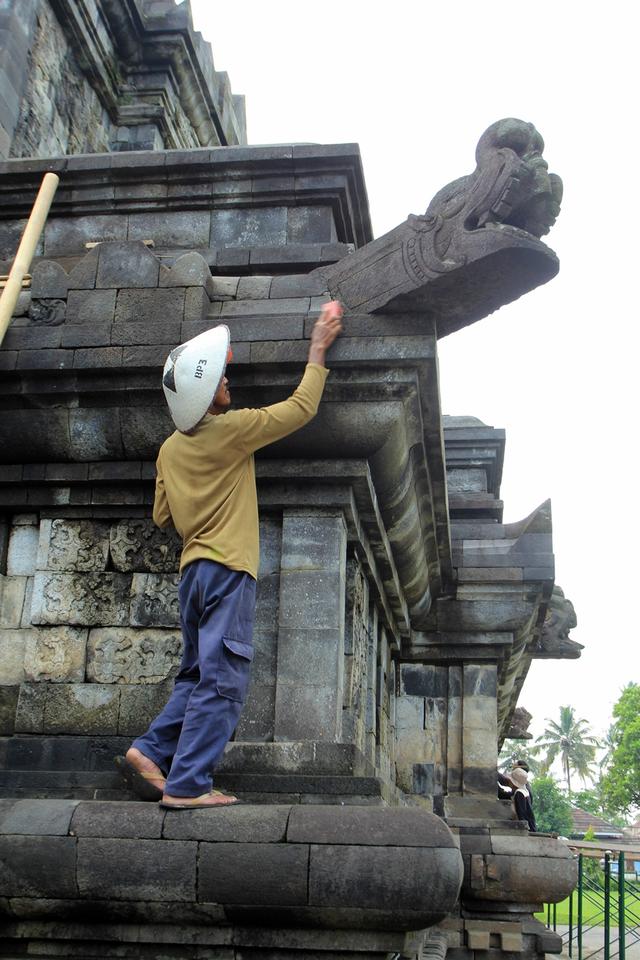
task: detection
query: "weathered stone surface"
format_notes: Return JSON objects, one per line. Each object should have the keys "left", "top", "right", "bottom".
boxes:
{"left": 37, "top": 519, "right": 110, "bottom": 572}
{"left": 67, "top": 248, "right": 99, "bottom": 290}
{"left": 128, "top": 212, "right": 211, "bottom": 249}
{"left": 114, "top": 288, "right": 184, "bottom": 326}
{"left": 0, "top": 685, "right": 19, "bottom": 734}
{"left": 210, "top": 276, "right": 239, "bottom": 299}
{"left": 109, "top": 519, "right": 181, "bottom": 573}
{"left": 235, "top": 680, "right": 276, "bottom": 741}
{"left": 0, "top": 798, "right": 79, "bottom": 836}
{"left": 95, "top": 241, "right": 159, "bottom": 288}
{"left": 70, "top": 801, "right": 164, "bottom": 839}
{"left": 31, "top": 572, "right": 131, "bottom": 626}
{"left": 220, "top": 296, "right": 310, "bottom": 318}
{"left": 30, "top": 260, "right": 70, "bottom": 299}
{"left": 198, "top": 841, "right": 309, "bottom": 905}
{"left": 164, "top": 804, "right": 290, "bottom": 842}
{"left": 211, "top": 207, "right": 288, "bottom": 247}
{"left": 14, "top": 683, "right": 46, "bottom": 733}
{"left": 401, "top": 664, "right": 448, "bottom": 698}
{"left": 274, "top": 683, "right": 341, "bottom": 743}
{"left": 309, "top": 844, "right": 462, "bottom": 911}
{"left": 129, "top": 573, "right": 180, "bottom": 627}
{"left": 471, "top": 852, "right": 577, "bottom": 904}
{"left": 489, "top": 835, "right": 575, "bottom": 858}
{"left": 159, "top": 252, "right": 210, "bottom": 287}
{"left": 23, "top": 626, "right": 87, "bottom": 682}
{"left": 6, "top": 523, "right": 39, "bottom": 576}
{"left": 0, "top": 836, "right": 77, "bottom": 897}
{"left": 184, "top": 286, "right": 209, "bottom": 323}
{"left": 224, "top": 314, "right": 304, "bottom": 342}
{"left": 287, "top": 807, "right": 457, "bottom": 848}
{"left": 118, "top": 682, "right": 171, "bottom": 736}
{"left": 66, "top": 289, "right": 116, "bottom": 324}
{"left": 77, "top": 838, "right": 196, "bottom": 901}
{"left": 0, "top": 628, "right": 29, "bottom": 683}
{"left": 45, "top": 216, "right": 128, "bottom": 257}
{"left": 0, "top": 575, "right": 27, "bottom": 627}
{"left": 42, "top": 683, "right": 120, "bottom": 734}
{"left": 237, "top": 276, "right": 272, "bottom": 299}
{"left": 87, "top": 628, "right": 180, "bottom": 683}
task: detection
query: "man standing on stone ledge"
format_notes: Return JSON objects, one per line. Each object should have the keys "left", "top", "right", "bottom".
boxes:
{"left": 115, "top": 301, "right": 343, "bottom": 809}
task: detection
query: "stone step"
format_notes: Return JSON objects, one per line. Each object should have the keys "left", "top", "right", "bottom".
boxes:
{"left": 0, "top": 736, "right": 375, "bottom": 777}
{"left": 0, "top": 735, "right": 130, "bottom": 772}
{"left": 0, "top": 769, "right": 130, "bottom": 800}
{"left": 0, "top": 768, "right": 392, "bottom": 804}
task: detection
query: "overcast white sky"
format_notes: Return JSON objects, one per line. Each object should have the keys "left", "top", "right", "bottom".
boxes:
{"left": 190, "top": 0, "right": 639, "bottom": 756}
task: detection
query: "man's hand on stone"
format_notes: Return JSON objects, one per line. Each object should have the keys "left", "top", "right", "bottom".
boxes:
{"left": 308, "top": 300, "right": 343, "bottom": 365}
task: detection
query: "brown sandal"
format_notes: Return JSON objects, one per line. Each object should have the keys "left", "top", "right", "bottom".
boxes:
{"left": 114, "top": 755, "right": 167, "bottom": 802}
{"left": 159, "top": 790, "right": 241, "bottom": 810}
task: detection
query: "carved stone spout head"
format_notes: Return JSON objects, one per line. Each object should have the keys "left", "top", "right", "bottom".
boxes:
{"left": 324, "top": 117, "right": 564, "bottom": 334}
{"left": 471, "top": 118, "right": 563, "bottom": 238}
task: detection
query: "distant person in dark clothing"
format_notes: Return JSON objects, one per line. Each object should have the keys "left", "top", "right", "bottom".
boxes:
{"left": 497, "top": 760, "right": 534, "bottom": 802}
{"left": 509, "top": 766, "right": 537, "bottom": 831}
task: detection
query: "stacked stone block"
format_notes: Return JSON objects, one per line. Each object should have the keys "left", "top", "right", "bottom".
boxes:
{"left": 0, "top": 516, "right": 182, "bottom": 738}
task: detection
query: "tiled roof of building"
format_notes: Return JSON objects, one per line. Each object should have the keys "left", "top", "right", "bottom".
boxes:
{"left": 571, "top": 807, "right": 624, "bottom": 838}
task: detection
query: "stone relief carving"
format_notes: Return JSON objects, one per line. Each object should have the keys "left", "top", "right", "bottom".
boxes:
{"left": 129, "top": 573, "right": 180, "bottom": 628}
{"left": 23, "top": 627, "right": 88, "bottom": 683}
{"left": 28, "top": 299, "right": 67, "bottom": 325}
{"left": 39, "top": 519, "right": 110, "bottom": 572}
{"left": 109, "top": 520, "right": 181, "bottom": 573}
{"left": 32, "top": 572, "right": 131, "bottom": 626}
{"left": 87, "top": 628, "right": 181, "bottom": 684}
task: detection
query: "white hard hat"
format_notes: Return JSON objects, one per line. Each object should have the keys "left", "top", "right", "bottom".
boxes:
{"left": 162, "top": 325, "right": 231, "bottom": 432}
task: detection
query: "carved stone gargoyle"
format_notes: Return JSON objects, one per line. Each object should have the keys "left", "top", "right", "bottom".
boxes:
{"left": 321, "top": 118, "right": 563, "bottom": 336}
{"left": 507, "top": 706, "right": 533, "bottom": 740}
{"left": 533, "top": 586, "right": 583, "bottom": 659}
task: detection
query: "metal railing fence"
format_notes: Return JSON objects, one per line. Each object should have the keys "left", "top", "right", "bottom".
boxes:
{"left": 545, "top": 852, "right": 640, "bottom": 960}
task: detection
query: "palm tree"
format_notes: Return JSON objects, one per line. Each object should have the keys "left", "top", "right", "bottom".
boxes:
{"left": 498, "top": 739, "right": 542, "bottom": 776}
{"left": 598, "top": 724, "right": 618, "bottom": 773}
{"left": 534, "top": 705, "right": 600, "bottom": 797}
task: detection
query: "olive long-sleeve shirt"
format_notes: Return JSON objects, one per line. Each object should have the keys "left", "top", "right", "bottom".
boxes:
{"left": 153, "top": 363, "right": 329, "bottom": 578}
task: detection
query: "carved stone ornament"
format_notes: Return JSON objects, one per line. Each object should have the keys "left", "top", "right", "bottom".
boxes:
{"left": 323, "top": 118, "right": 563, "bottom": 335}
{"left": 507, "top": 706, "right": 533, "bottom": 740}
{"left": 533, "top": 585, "right": 583, "bottom": 659}
{"left": 28, "top": 298, "right": 66, "bottom": 326}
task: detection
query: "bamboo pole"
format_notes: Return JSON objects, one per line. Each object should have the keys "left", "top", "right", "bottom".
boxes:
{"left": 0, "top": 172, "right": 60, "bottom": 346}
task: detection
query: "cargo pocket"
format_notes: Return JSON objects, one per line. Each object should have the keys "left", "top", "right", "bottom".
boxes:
{"left": 216, "top": 637, "right": 254, "bottom": 703}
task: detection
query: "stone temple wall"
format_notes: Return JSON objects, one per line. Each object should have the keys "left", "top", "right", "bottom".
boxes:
{"left": 9, "top": 1, "right": 116, "bottom": 158}
{"left": 0, "top": 0, "right": 246, "bottom": 161}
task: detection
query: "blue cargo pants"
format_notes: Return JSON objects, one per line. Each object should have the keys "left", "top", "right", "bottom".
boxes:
{"left": 132, "top": 558, "right": 256, "bottom": 797}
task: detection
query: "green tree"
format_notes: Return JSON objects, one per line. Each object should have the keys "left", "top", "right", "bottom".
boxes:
{"left": 599, "top": 725, "right": 617, "bottom": 773}
{"left": 600, "top": 683, "right": 640, "bottom": 817}
{"left": 572, "top": 786, "right": 627, "bottom": 829}
{"left": 498, "top": 739, "right": 542, "bottom": 775}
{"left": 531, "top": 775, "right": 574, "bottom": 835}
{"left": 573, "top": 788, "right": 602, "bottom": 816}
{"left": 534, "top": 705, "right": 600, "bottom": 797}
{"left": 581, "top": 825, "right": 603, "bottom": 885}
